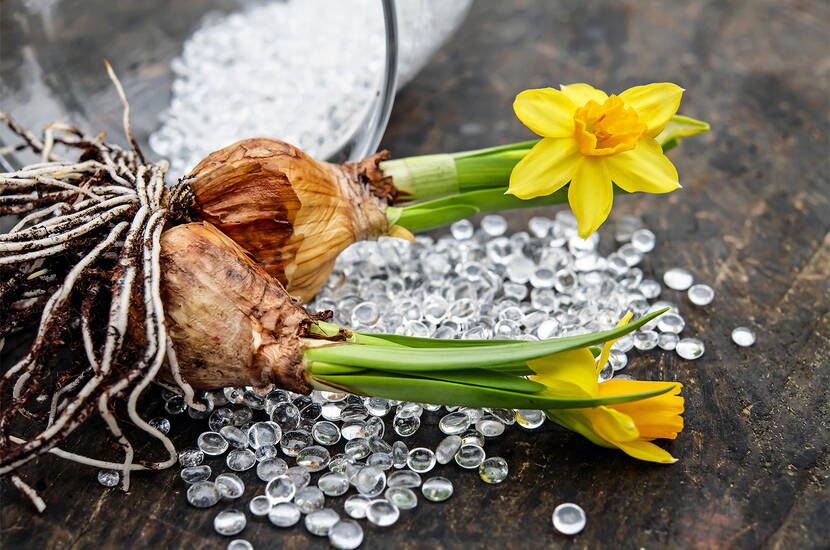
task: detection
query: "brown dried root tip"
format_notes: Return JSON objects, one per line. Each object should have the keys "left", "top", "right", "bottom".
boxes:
{"left": 160, "top": 222, "right": 314, "bottom": 393}
{"left": 184, "top": 138, "right": 391, "bottom": 303}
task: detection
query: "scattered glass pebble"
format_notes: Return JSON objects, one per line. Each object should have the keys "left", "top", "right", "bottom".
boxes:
{"left": 312, "top": 421, "right": 341, "bottom": 446}
{"left": 435, "top": 435, "right": 463, "bottom": 465}
{"left": 455, "top": 444, "right": 486, "bottom": 469}
{"left": 247, "top": 421, "right": 281, "bottom": 448}
{"left": 688, "top": 284, "right": 714, "bottom": 306}
{"left": 97, "top": 470, "right": 119, "bottom": 487}
{"left": 296, "top": 445, "right": 331, "bottom": 472}
{"left": 732, "top": 326, "right": 756, "bottom": 347}
{"left": 663, "top": 268, "right": 694, "bottom": 291}
{"left": 149, "top": 417, "right": 171, "bottom": 434}
{"left": 658, "top": 332, "right": 679, "bottom": 351}
{"left": 265, "top": 476, "right": 296, "bottom": 504}
{"left": 187, "top": 481, "right": 221, "bottom": 508}
{"left": 215, "top": 473, "right": 245, "bottom": 500}
{"left": 676, "top": 338, "right": 705, "bottom": 360}
{"left": 256, "top": 457, "right": 288, "bottom": 482}
{"left": 178, "top": 448, "right": 205, "bottom": 467}
{"left": 552, "top": 503, "right": 586, "bottom": 535}
{"left": 515, "top": 410, "right": 545, "bottom": 429}
{"left": 226, "top": 449, "right": 256, "bottom": 472}
{"left": 479, "top": 457, "right": 509, "bottom": 484}
{"left": 354, "top": 466, "right": 386, "bottom": 497}
{"left": 328, "top": 519, "right": 364, "bottom": 550}
{"left": 214, "top": 509, "right": 246, "bottom": 536}
{"left": 305, "top": 508, "right": 340, "bottom": 536}
{"left": 422, "top": 477, "right": 454, "bottom": 502}
{"left": 438, "top": 411, "right": 470, "bottom": 435}
{"left": 366, "top": 499, "right": 400, "bottom": 527}
{"left": 344, "top": 494, "right": 372, "bottom": 519}
{"left": 181, "top": 465, "right": 212, "bottom": 484}
{"left": 657, "top": 312, "right": 686, "bottom": 334}
{"left": 227, "top": 540, "right": 253, "bottom": 550}
{"left": 269, "top": 502, "right": 301, "bottom": 528}
{"left": 219, "top": 426, "right": 249, "bottom": 448}
{"left": 407, "top": 447, "right": 437, "bottom": 473}
{"left": 198, "top": 431, "right": 229, "bottom": 455}
{"left": 385, "top": 487, "right": 418, "bottom": 510}
{"left": 475, "top": 416, "right": 506, "bottom": 437}
{"left": 294, "top": 486, "right": 325, "bottom": 514}
{"left": 318, "top": 472, "right": 350, "bottom": 496}
{"left": 285, "top": 466, "right": 312, "bottom": 489}
{"left": 248, "top": 495, "right": 272, "bottom": 517}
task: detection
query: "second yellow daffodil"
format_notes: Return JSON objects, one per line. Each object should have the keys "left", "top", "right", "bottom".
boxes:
{"left": 509, "top": 83, "right": 685, "bottom": 238}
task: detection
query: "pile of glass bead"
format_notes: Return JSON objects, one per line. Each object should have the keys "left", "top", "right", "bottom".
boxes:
{"left": 112, "top": 212, "right": 727, "bottom": 548}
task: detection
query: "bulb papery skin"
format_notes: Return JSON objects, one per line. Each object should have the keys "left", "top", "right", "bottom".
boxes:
{"left": 160, "top": 222, "right": 312, "bottom": 392}
{"left": 184, "top": 138, "right": 393, "bottom": 303}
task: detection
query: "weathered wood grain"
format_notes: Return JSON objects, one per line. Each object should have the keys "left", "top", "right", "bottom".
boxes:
{"left": 1, "top": 0, "right": 828, "bottom": 548}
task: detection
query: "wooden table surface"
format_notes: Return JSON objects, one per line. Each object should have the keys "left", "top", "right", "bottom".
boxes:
{"left": 1, "top": 1, "right": 828, "bottom": 548}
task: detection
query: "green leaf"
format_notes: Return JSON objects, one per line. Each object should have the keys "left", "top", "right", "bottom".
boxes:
{"left": 394, "top": 205, "right": 480, "bottom": 233}
{"left": 408, "top": 368, "right": 548, "bottom": 393}
{"left": 312, "top": 371, "right": 676, "bottom": 410}
{"left": 657, "top": 114, "right": 710, "bottom": 151}
{"left": 306, "top": 362, "right": 366, "bottom": 375}
{"left": 304, "top": 308, "right": 667, "bottom": 371}
{"left": 355, "top": 332, "right": 518, "bottom": 348}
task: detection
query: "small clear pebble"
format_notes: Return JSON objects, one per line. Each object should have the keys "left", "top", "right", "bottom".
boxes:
{"left": 345, "top": 438, "right": 371, "bottom": 460}
{"left": 352, "top": 301, "right": 380, "bottom": 326}
{"left": 435, "top": 435, "right": 462, "bottom": 464}
{"left": 165, "top": 395, "right": 186, "bottom": 415}
{"left": 344, "top": 495, "right": 372, "bottom": 519}
{"left": 226, "top": 449, "right": 256, "bottom": 471}
{"left": 461, "top": 430, "right": 485, "bottom": 447}
{"left": 305, "top": 508, "right": 340, "bottom": 536}
{"left": 438, "top": 412, "right": 470, "bottom": 435}
{"left": 450, "top": 219, "right": 474, "bottom": 240}
{"left": 247, "top": 421, "right": 281, "bottom": 448}
{"left": 340, "top": 421, "right": 366, "bottom": 440}
{"left": 407, "top": 447, "right": 437, "bottom": 473}
{"left": 366, "top": 500, "right": 400, "bottom": 527}
{"left": 318, "top": 472, "right": 350, "bottom": 496}
{"left": 455, "top": 444, "right": 486, "bottom": 469}
{"left": 328, "top": 519, "right": 364, "bottom": 550}
{"left": 294, "top": 486, "right": 325, "bottom": 514}
{"left": 515, "top": 409, "right": 545, "bottom": 429}
{"left": 608, "top": 349, "right": 628, "bottom": 371}
{"left": 198, "top": 431, "right": 229, "bottom": 455}
{"left": 219, "top": 426, "right": 249, "bottom": 448}
{"left": 630, "top": 228, "right": 656, "bottom": 252}
{"left": 393, "top": 415, "right": 421, "bottom": 436}
{"left": 280, "top": 430, "right": 313, "bottom": 457}
{"left": 97, "top": 469, "right": 119, "bottom": 487}
{"left": 634, "top": 330, "right": 659, "bottom": 350}
{"left": 392, "top": 441, "right": 408, "bottom": 468}
{"left": 354, "top": 466, "right": 386, "bottom": 497}
{"left": 181, "top": 465, "right": 212, "bottom": 484}
{"left": 312, "top": 421, "right": 341, "bottom": 446}
{"left": 187, "top": 481, "right": 221, "bottom": 508}
{"left": 476, "top": 416, "right": 506, "bottom": 437}
{"left": 387, "top": 470, "right": 422, "bottom": 489}
{"left": 658, "top": 332, "right": 679, "bottom": 351}
{"left": 479, "top": 457, "right": 509, "bottom": 484}
{"left": 248, "top": 495, "right": 272, "bottom": 516}
{"left": 215, "top": 473, "right": 245, "bottom": 500}
{"left": 214, "top": 509, "right": 246, "bottom": 536}
{"left": 178, "top": 448, "right": 204, "bottom": 467}
{"left": 270, "top": 402, "right": 300, "bottom": 430}
{"left": 640, "top": 279, "right": 662, "bottom": 299}
{"left": 676, "top": 337, "right": 705, "bottom": 360}
{"left": 688, "top": 284, "right": 714, "bottom": 306}
{"left": 265, "top": 476, "right": 296, "bottom": 504}
{"left": 385, "top": 487, "right": 418, "bottom": 510}
{"left": 481, "top": 214, "right": 507, "bottom": 236}
{"left": 255, "top": 444, "right": 278, "bottom": 462}
{"left": 367, "top": 452, "right": 394, "bottom": 470}
{"left": 732, "top": 326, "right": 756, "bottom": 347}
{"left": 657, "top": 312, "right": 686, "bottom": 334}
{"left": 297, "top": 445, "right": 331, "bottom": 472}
{"left": 552, "top": 503, "right": 586, "bottom": 535}
{"left": 366, "top": 397, "right": 391, "bottom": 416}
{"left": 285, "top": 466, "right": 311, "bottom": 489}
{"left": 149, "top": 417, "right": 171, "bottom": 434}
{"left": 256, "top": 457, "right": 288, "bottom": 481}
{"left": 269, "top": 502, "right": 301, "bottom": 527}
{"left": 422, "top": 477, "right": 453, "bottom": 502}
{"left": 663, "top": 268, "right": 694, "bottom": 290}
{"left": 227, "top": 540, "right": 253, "bottom": 550}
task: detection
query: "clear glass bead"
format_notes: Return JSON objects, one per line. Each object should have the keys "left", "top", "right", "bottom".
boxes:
{"left": 455, "top": 444, "right": 486, "bottom": 469}
{"left": 219, "top": 426, "right": 248, "bottom": 449}
{"left": 149, "top": 417, "right": 171, "bottom": 434}
{"left": 268, "top": 502, "right": 301, "bottom": 527}
{"left": 657, "top": 312, "right": 685, "bottom": 334}
{"left": 256, "top": 457, "right": 288, "bottom": 482}
{"left": 226, "top": 449, "right": 256, "bottom": 471}
{"left": 393, "top": 415, "right": 421, "bottom": 437}
{"left": 688, "top": 284, "right": 715, "bottom": 306}
{"left": 180, "top": 465, "right": 212, "bottom": 484}
{"left": 366, "top": 499, "right": 399, "bottom": 527}
{"left": 344, "top": 494, "right": 371, "bottom": 519}
{"left": 608, "top": 349, "right": 628, "bottom": 371}
{"left": 97, "top": 469, "right": 119, "bottom": 487}
{"left": 481, "top": 215, "right": 507, "bottom": 237}
{"left": 392, "top": 441, "right": 408, "bottom": 468}
{"left": 385, "top": 487, "right": 418, "bottom": 510}
{"left": 634, "top": 330, "right": 659, "bottom": 350}
{"left": 435, "top": 435, "right": 462, "bottom": 465}
{"left": 407, "top": 448, "right": 437, "bottom": 473}
{"left": 676, "top": 337, "right": 705, "bottom": 359}
{"left": 265, "top": 476, "right": 296, "bottom": 504}
{"left": 475, "top": 416, "right": 505, "bottom": 437}
{"left": 198, "top": 431, "right": 229, "bottom": 456}
{"left": 285, "top": 466, "right": 311, "bottom": 489}
{"left": 214, "top": 509, "right": 246, "bottom": 536}
{"left": 639, "top": 279, "right": 661, "bottom": 299}
{"left": 354, "top": 466, "right": 386, "bottom": 497}
{"left": 731, "top": 326, "right": 756, "bottom": 347}
{"left": 305, "top": 509, "right": 340, "bottom": 536}
{"left": 297, "top": 445, "right": 331, "bottom": 472}
{"left": 318, "top": 472, "right": 350, "bottom": 497}
{"left": 215, "top": 473, "right": 245, "bottom": 500}
{"left": 515, "top": 409, "right": 545, "bottom": 429}
{"left": 248, "top": 495, "right": 271, "bottom": 517}
{"left": 228, "top": 539, "right": 253, "bottom": 550}
{"left": 552, "top": 503, "right": 586, "bottom": 535}
{"left": 479, "top": 457, "right": 509, "bottom": 484}
{"left": 178, "top": 448, "right": 204, "bottom": 467}
{"left": 658, "top": 332, "right": 679, "bottom": 351}
{"left": 270, "top": 402, "right": 300, "bottom": 430}
{"left": 422, "top": 476, "right": 453, "bottom": 502}
{"left": 328, "top": 519, "right": 364, "bottom": 550}
{"left": 663, "top": 268, "right": 694, "bottom": 290}
{"left": 387, "top": 470, "right": 422, "bottom": 489}
{"left": 280, "top": 430, "right": 313, "bottom": 457}
{"left": 439, "top": 412, "right": 470, "bottom": 435}
{"left": 630, "top": 228, "right": 656, "bottom": 252}
{"left": 294, "top": 486, "right": 325, "bottom": 514}
{"left": 187, "top": 480, "right": 220, "bottom": 508}
{"left": 450, "top": 219, "right": 474, "bottom": 240}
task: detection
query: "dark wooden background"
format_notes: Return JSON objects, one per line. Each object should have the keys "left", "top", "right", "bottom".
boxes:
{"left": 1, "top": 0, "right": 829, "bottom": 548}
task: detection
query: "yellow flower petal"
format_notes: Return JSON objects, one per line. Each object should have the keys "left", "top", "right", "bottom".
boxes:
{"left": 559, "top": 83, "right": 608, "bottom": 107}
{"left": 619, "top": 83, "right": 684, "bottom": 137}
{"left": 615, "top": 439, "right": 678, "bottom": 464}
{"left": 507, "top": 138, "right": 582, "bottom": 199}
{"left": 606, "top": 137, "right": 681, "bottom": 194}
{"left": 513, "top": 88, "right": 577, "bottom": 138}
{"left": 597, "top": 312, "right": 634, "bottom": 374}
{"left": 529, "top": 348, "right": 598, "bottom": 398}
{"left": 567, "top": 158, "right": 613, "bottom": 238}
{"left": 583, "top": 406, "right": 640, "bottom": 443}
{"left": 656, "top": 114, "right": 711, "bottom": 147}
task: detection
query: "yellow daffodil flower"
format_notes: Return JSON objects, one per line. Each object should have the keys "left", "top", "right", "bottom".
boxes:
{"left": 509, "top": 83, "right": 685, "bottom": 238}
{"left": 530, "top": 313, "right": 685, "bottom": 463}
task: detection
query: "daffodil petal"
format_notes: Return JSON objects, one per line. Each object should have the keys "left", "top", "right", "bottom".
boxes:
{"left": 507, "top": 138, "right": 581, "bottom": 199}
{"left": 656, "top": 114, "right": 710, "bottom": 146}
{"left": 619, "top": 83, "right": 684, "bottom": 137}
{"left": 615, "top": 439, "right": 678, "bottom": 464}
{"left": 529, "top": 348, "right": 598, "bottom": 397}
{"left": 606, "top": 137, "right": 681, "bottom": 194}
{"left": 568, "top": 158, "right": 613, "bottom": 238}
{"left": 583, "top": 406, "right": 640, "bottom": 443}
{"left": 559, "top": 83, "right": 608, "bottom": 107}
{"left": 546, "top": 410, "right": 616, "bottom": 449}
{"left": 597, "top": 312, "right": 634, "bottom": 374}
{"left": 513, "top": 88, "right": 577, "bottom": 138}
